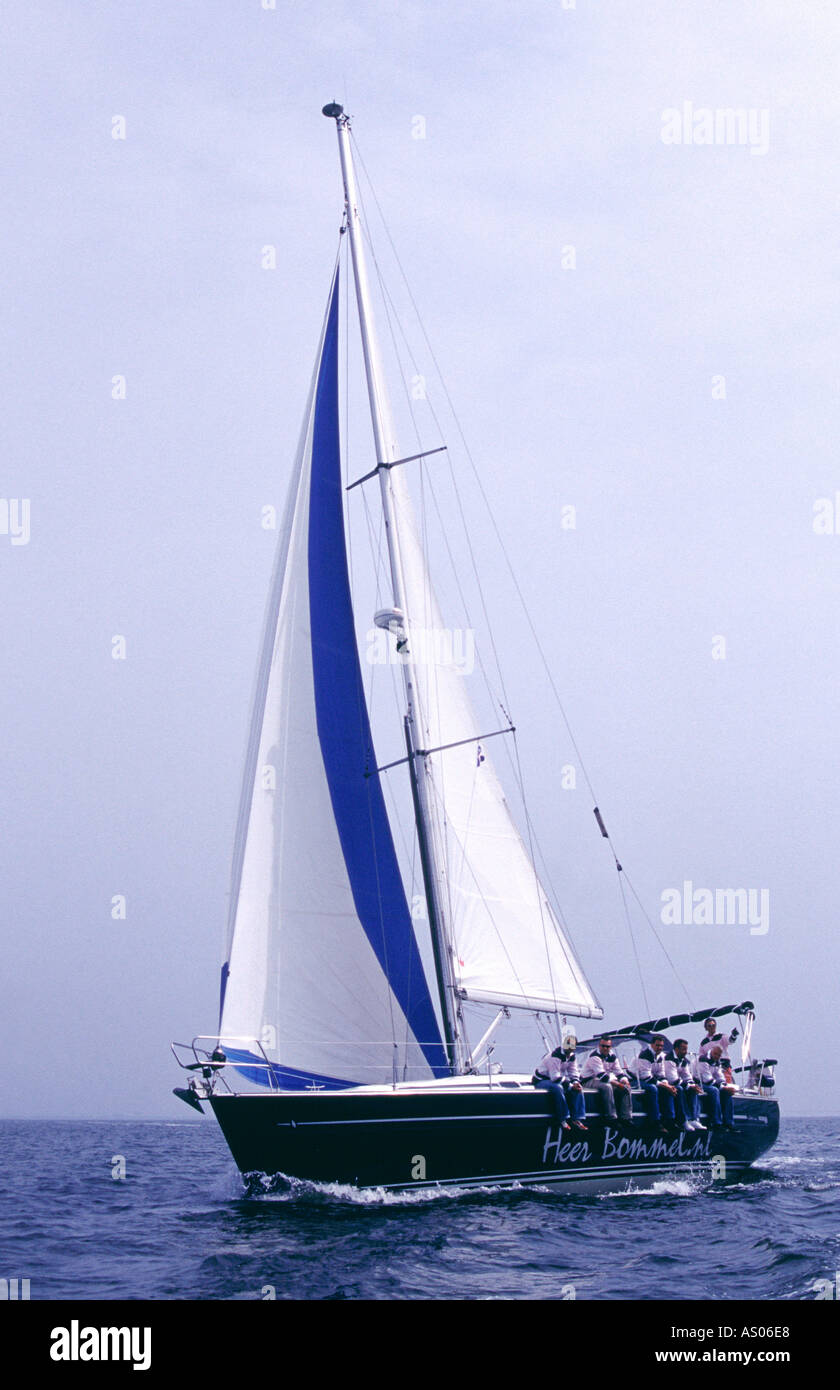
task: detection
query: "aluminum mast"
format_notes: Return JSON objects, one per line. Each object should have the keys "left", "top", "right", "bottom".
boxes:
{"left": 322, "top": 103, "right": 465, "bottom": 1074}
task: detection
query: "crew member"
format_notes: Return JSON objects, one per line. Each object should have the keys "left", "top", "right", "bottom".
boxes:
{"left": 672, "top": 1038, "right": 706, "bottom": 1131}
{"left": 581, "top": 1036, "right": 633, "bottom": 1125}
{"left": 635, "top": 1034, "right": 676, "bottom": 1132}
{"left": 699, "top": 1017, "right": 739, "bottom": 1063}
{"left": 558, "top": 1033, "right": 588, "bottom": 1132}
{"left": 698, "top": 1043, "right": 736, "bottom": 1129}
{"left": 532, "top": 1047, "right": 572, "bottom": 1131}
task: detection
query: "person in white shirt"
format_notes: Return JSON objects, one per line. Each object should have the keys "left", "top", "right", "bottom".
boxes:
{"left": 698, "top": 1018, "right": 738, "bottom": 1065}
{"left": 532, "top": 1047, "right": 572, "bottom": 1131}
{"left": 671, "top": 1038, "right": 706, "bottom": 1131}
{"left": 698, "top": 1043, "right": 736, "bottom": 1129}
{"left": 581, "top": 1036, "right": 633, "bottom": 1125}
{"left": 557, "top": 1034, "right": 587, "bottom": 1131}
{"left": 532, "top": 1036, "right": 588, "bottom": 1131}
{"left": 635, "top": 1034, "right": 677, "bottom": 1132}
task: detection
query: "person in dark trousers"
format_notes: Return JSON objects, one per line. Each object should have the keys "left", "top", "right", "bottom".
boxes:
{"left": 699, "top": 1044, "right": 736, "bottom": 1129}
{"left": 557, "top": 1034, "right": 588, "bottom": 1131}
{"left": 635, "top": 1034, "right": 677, "bottom": 1133}
{"left": 532, "top": 1047, "right": 572, "bottom": 1131}
{"left": 581, "top": 1036, "right": 633, "bottom": 1125}
{"left": 672, "top": 1038, "right": 706, "bottom": 1131}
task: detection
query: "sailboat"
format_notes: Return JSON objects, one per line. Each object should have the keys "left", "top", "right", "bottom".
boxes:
{"left": 172, "top": 105, "right": 779, "bottom": 1194}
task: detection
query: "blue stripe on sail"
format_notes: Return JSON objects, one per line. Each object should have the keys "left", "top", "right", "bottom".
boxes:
{"left": 307, "top": 271, "right": 447, "bottom": 1078}
{"left": 224, "top": 1049, "right": 353, "bottom": 1091}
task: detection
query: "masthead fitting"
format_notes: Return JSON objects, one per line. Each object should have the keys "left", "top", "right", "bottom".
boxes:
{"left": 322, "top": 103, "right": 344, "bottom": 119}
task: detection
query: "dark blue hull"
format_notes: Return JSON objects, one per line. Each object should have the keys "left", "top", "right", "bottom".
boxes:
{"left": 209, "top": 1086, "right": 779, "bottom": 1194}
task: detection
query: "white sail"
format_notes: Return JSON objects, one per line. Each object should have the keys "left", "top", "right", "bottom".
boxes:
{"left": 325, "top": 106, "right": 600, "bottom": 1028}
{"left": 388, "top": 466, "right": 603, "bottom": 1021}
{"left": 219, "top": 271, "right": 447, "bottom": 1088}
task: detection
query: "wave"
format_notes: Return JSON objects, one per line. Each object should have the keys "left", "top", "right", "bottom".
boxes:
{"left": 238, "top": 1171, "right": 519, "bottom": 1206}
{"left": 600, "top": 1175, "right": 705, "bottom": 1199}
{"left": 771, "top": 1154, "right": 826, "bottom": 1167}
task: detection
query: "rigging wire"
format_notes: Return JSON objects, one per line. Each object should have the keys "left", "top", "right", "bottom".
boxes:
{"left": 354, "top": 164, "right": 603, "bottom": 1018}
{"left": 352, "top": 174, "right": 471, "bottom": 1065}
{"left": 344, "top": 224, "right": 451, "bottom": 1067}
{"left": 617, "top": 860, "right": 651, "bottom": 1018}
{"left": 354, "top": 152, "right": 582, "bottom": 1032}
{"left": 350, "top": 129, "right": 694, "bottom": 1014}
{"left": 355, "top": 173, "right": 528, "bottom": 1060}
{"left": 356, "top": 386, "right": 430, "bottom": 929}
{"left": 354, "top": 148, "right": 603, "bottom": 1014}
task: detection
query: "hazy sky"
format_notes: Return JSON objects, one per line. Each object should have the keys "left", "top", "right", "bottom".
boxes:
{"left": 2, "top": 1, "right": 838, "bottom": 1118}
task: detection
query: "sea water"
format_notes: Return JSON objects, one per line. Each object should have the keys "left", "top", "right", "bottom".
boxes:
{"left": 0, "top": 1117, "right": 836, "bottom": 1301}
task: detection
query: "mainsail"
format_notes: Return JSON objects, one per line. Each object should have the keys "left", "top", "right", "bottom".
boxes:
{"left": 321, "top": 107, "right": 601, "bottom": 1047}
{"left": 388, "top": 468, "right": 603, "bottom": 1022}
{"left": 219, "top": 269, "right": 447, "bottom": 1088}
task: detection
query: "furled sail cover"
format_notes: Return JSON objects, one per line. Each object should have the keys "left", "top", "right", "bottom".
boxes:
{"left": 386, "top": 467, "right": 602, "bottom": 1021}
{"left": 220, "top": 269, "right": 447, "bottom": 1089}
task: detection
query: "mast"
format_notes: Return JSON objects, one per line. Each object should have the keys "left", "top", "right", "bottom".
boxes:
{"left": 403, "top": 716, "right": 457, "bottom": 1067}
{"left": 322, "top": 102, "right": 464, "bottom": 1074}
